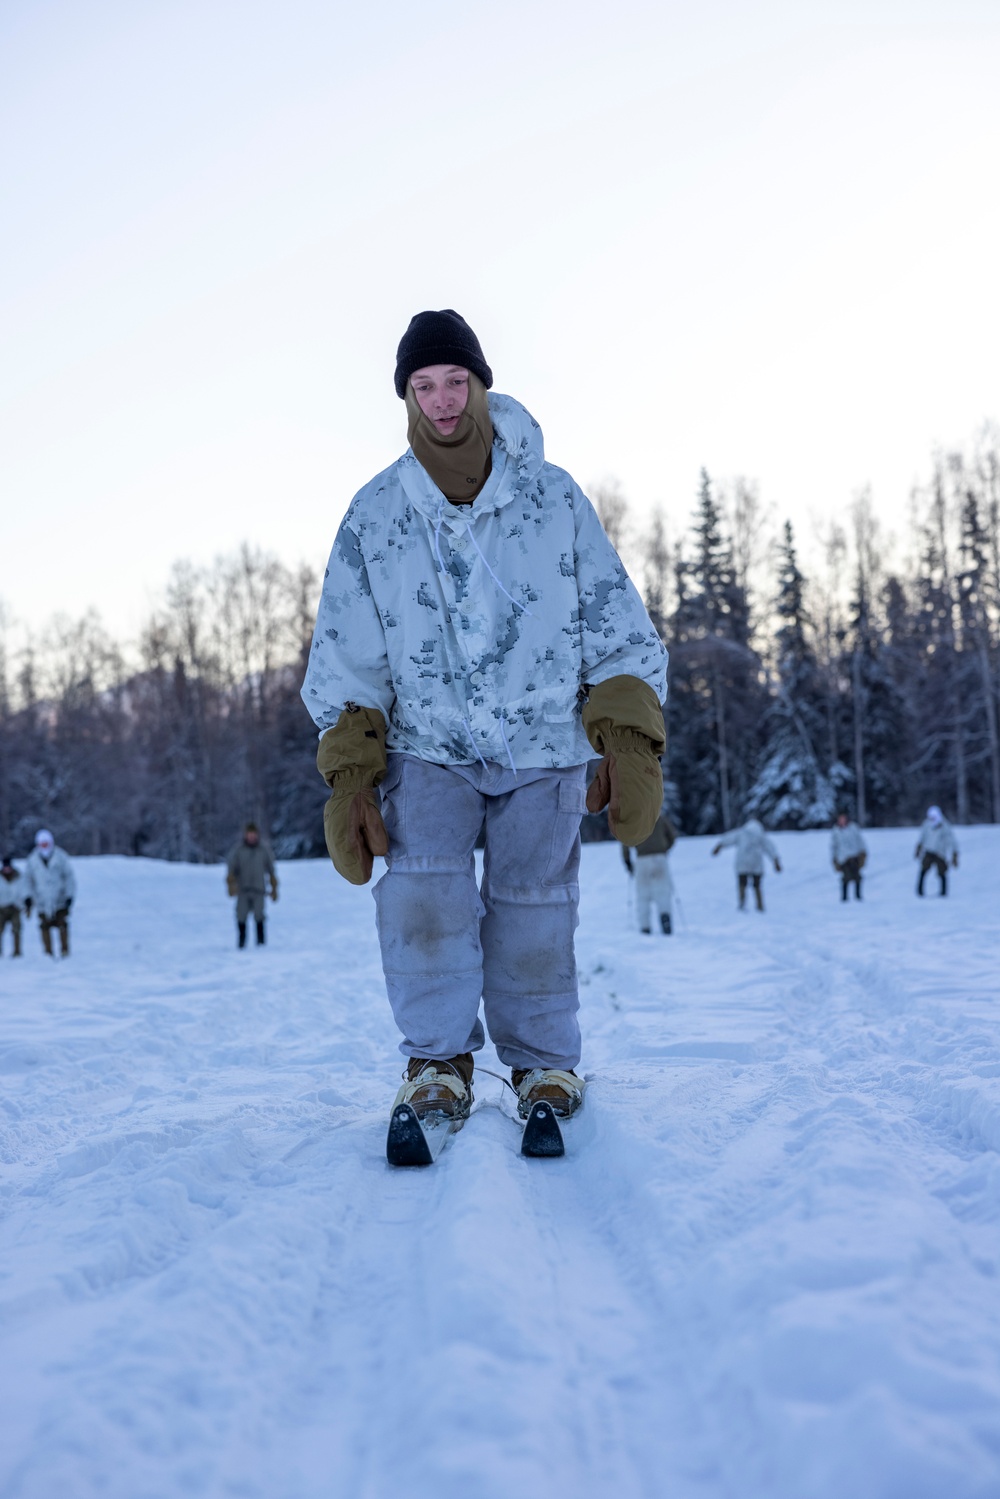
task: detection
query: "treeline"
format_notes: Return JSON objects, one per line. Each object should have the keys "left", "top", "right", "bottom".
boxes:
{"left": 2, "top": 431, "right": 998, "bottom": 860}
{"left": 597, "top": 427, "right": 1000, "bottom": 834}
{"left": 0, "top": 549, "right": 327, "bottom": 860}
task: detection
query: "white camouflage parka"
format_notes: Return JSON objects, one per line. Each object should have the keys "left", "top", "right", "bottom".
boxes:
{"left": 831, "top": 821, "right": 867, "bottom": 864}
{"left": 0, "top": 868, "right": 27, "bottom": 911}
{"left": 916, "top": 816, "right": 958, "bottom": 861}
{"left": 301, "top": 394, "right": 667, "bottom": 770}
{"left": 23, "top": 846, "right": 76, "bottom": 916}
{"left": 717, "top": 819, "right": 779, "bottom": 876}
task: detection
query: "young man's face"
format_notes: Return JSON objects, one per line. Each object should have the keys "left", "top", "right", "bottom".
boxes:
{"left": 409, "top": 365, "right": 470, "bottom": 436}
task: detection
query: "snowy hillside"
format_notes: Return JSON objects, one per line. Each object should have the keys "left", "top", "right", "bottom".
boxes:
{"left": 2, "top": 828, "right": 999, "bottom": 1499}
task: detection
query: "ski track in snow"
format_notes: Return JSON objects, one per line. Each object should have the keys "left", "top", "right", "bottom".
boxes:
{"left": 1, "top": 829, "right": 999, "bottom": 1498}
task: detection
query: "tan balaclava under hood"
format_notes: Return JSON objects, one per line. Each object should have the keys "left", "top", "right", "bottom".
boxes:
{"left": 405, "top": 372, "right": 494, "bottom": 503}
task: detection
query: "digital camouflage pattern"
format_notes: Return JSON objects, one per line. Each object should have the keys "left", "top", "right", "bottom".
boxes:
{"left": 301, "top": 394, "right": 667, "bottom": 769}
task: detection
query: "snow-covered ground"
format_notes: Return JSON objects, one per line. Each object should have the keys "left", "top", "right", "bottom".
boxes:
{"left": 1, "top": 828, "right": 999, "bottom": 1499}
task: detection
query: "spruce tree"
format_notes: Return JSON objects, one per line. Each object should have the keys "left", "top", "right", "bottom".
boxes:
{"left": 666, "top": 470, "right": 764, "bottom": 832}
{"left": 746, "top": 522, "right": 833, "bottom": 827}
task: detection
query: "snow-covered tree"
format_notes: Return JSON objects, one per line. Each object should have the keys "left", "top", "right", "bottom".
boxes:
{"left": 667, "top": 471, "right": 764, "bottom": 833}
{"left": 746, "top": 523, "right": 834, "bottom": 828}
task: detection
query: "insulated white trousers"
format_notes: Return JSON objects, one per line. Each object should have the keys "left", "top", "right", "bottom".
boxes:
{"left": 634, "top": 854, "right": 673, "bottom": 931}
{"left": 374, "top": 754, "right": 587, "bottom": 1070}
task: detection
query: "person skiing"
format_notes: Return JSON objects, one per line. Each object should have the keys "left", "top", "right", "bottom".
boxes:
{"left": 831, "top": 811, "right": 867, "bottom": 901}
{"left": 711, "top": 818, "right": 781, "bottom": 911}
{"left": 0, "top": 854, "right": 27, "bottom": 957}
{"left": 23, "top": 829, "right": 76, "bottom": 957}
{"left": 915, "top": 805, "right": 958, "bottom": 897}
{"left": 301, "top": 309, "right": 667, "bottom": 1139}
{"left": 623, "top": 807, "right": 678, "bottom": 934}
{"left": 225, "top": 822, "right": 278, "bottom": 947}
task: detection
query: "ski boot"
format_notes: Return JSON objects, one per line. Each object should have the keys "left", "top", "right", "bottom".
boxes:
{"left": 393, "top": 1054, "right": 474, "bottom": 1125}
{"left": 512, "top": 1068, "right": 585, "bottom": 1121}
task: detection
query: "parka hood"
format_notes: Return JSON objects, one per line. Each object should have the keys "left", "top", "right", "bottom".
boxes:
{"left": 398, "top": 393, "right": 544, "bottom": 526}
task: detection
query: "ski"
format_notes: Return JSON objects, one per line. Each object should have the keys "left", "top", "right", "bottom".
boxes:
{"left": 386, "top": 1103, "right": 459, "bottom": 1166}
{"left": 520, "top": 1099, "right": 565, "bottom": 1158}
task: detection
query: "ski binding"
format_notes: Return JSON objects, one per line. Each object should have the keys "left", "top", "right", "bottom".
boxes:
{"left": 520, "top": 1099, "right": 565, "bottom": 1158}
{"left": 386, "top": 1103, "right": 457, "bottom": 1166}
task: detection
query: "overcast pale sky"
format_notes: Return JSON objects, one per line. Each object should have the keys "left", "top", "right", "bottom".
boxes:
{"left": 2, "top": 0, "right": 998, "bottom": 638}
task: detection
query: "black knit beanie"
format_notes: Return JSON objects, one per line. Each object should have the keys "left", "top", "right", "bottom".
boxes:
{"left": 394, "top": 310, "right": 493, "bottom": 398}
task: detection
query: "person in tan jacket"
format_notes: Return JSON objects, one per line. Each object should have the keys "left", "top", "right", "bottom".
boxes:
{"left": 225, "top": 823, "right": 278, "bottom": 947}
{"left": 623, "top": 810, "right": 678, "bottom": 934}
{"left": 0, "top": 855, "right": 26, "bottom": 957}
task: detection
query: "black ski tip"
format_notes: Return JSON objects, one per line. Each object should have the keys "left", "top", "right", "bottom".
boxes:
{"left": 387, "top": 1104, "right": 434, "bottom": 1167}
{"left": 521, "top": 1100, "right": 565, "bottom": 1158}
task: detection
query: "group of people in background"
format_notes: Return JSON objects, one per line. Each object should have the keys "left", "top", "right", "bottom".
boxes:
{"left": 621, "top": 803, "right": 961, "bottom": 934}
{"left": 0, "top": 830, "right": 76, "bottom": 958}
{"left": 0, "top": 804, "right": 964, "bottom": 959}
{"left": 0, "top": 821, "right": 282, "bottom": 959}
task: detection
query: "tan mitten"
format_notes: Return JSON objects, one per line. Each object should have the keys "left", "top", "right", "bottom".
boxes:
{"left": 582, "top": 675, "right": 666, "bottom": 846}
{"left": 317, "top": 706, "right": 389, "bottom": 886}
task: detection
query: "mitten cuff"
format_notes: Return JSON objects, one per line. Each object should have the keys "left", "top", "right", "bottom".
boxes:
{"left": 602, "top": 726, "right": 659, "bottom": 757}
{"left": 327, "top": 770, "right": 378, "bottom": 794}
{"left": 317, "top": 705, "right": 388, "bottom": 789}
{"left": 581, "top": 675, "right": 666, "bottom": 756}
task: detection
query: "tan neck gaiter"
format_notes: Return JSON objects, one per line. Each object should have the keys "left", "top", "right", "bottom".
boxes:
{"left": 405, "top": 372, "right": 494, "bottom": 502}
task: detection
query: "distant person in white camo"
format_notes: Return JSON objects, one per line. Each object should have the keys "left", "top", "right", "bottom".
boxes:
{"left": 915, "top": 805, "right": 959, "bottom": 897}
{"left": 23, "top": 829, "right": 76, "bottom": 957}
{"left": 831, "top": 811, "right": 867, "bottom": 902}
{"left": 711, "top": 818, "right": 781, "bottom": 911}
{"left": 0, "top": 854, "right": 27, "bottom": 957}
{"left": 623, "top": 808, "right": 678, "bottom": 934}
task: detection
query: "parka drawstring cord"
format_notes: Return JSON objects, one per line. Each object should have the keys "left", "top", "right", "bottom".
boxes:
{"left": 462, "top": 718, "right": 491, "bottom": 771}
{"left": 432, "top": 499, "right": 447, "bottom": 576}
{"left": 432, "top": 499, "right": 534, "bottom": 622}
{"left": 434, "top": 497, "right": 521, "bottom": 775}
{"left": 498, "top": 714, "right": 517, "bottom": 776}
{"left": 461, "top": 716, "right": 517, "bottom": 776}
{"left": 464, "top": 523, "right": 535, "bottom": 617}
